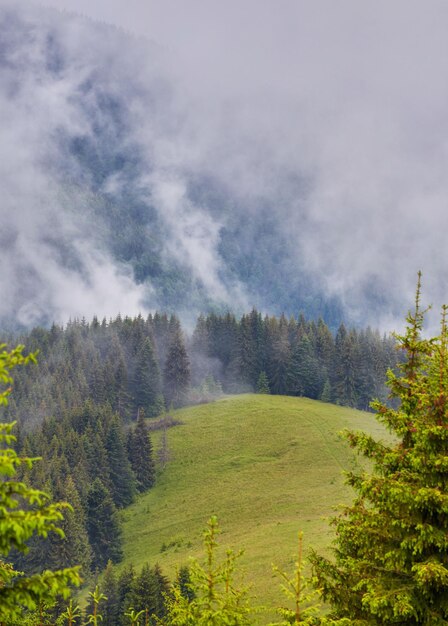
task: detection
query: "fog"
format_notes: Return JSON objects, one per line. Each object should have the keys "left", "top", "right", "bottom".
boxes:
{"left": 2, "top": 0, "right": 448, "bottom": 328}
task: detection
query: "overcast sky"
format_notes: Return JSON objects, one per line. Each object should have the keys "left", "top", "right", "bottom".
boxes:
{"left": 4, "top": 0, "right": 448, "bottom": 328}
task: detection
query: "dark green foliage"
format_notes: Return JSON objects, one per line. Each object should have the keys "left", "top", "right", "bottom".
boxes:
{"left": 6, "top": 310, "right": 397, "bottom": 438}
{"left": 84, "top": 561, "right": 170, "bottom": 626}
{"left": 0, "top": 345, "right": 81, "bottom": 621}
{"left": 102, "top": 560, "right": 120, "bottom": 626}
{"left": 288, "top": 333, "right": 322, "bottom": 399}
{"left": 320, "top": 378, "right": 332, "bottom": 403}
{"left": 163, "top": 328, "right": 191, "bottom": 408}
{"left": 239, "top": 309, "right": 265, "bottom": 388}
{"left": 127, "top": 410, "right": 156, "bottom": 492}
{"left": 312, "top": 278, "right": 448, "bottom": 624}
{"left": 86, "top": 478, "right": 123, "bottom": 570}
{"left": 176, "top": 565, "right": 195, "bottom": 602}
{"left": 46, "top": 475, "right": 92, "bottom": 576}
{"left": 256, "top": 371, "right": 270, "bottom": 394}
{"left": 129, "top": 562, "right": 170, "bottom": 619}
{"left": 133, "top": 336, "right": 163, "bottom": 417}
{"left": 269, "top": 317, "right": 291, "bottom": 396}
{"left": 105, "top": 413, "right": 137, "bottom": 508}
{"left": 83, "top": 424, "right": 113, "bottom": 492}
{"left": 332, "top": 325, "right": 358, "bottom": 407}
{"left": 116, "top": 564, "right": 136, "bottom": 625}
{"left": 128, "top": 562, "right": 154, "bottom": 614}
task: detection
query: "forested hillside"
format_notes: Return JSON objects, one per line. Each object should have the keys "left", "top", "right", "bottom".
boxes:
{"left": 1, "top": 308, "right": 398, "bottom": 618}
{"left": 4, "top": 309, "right": 398, "bottom": 430}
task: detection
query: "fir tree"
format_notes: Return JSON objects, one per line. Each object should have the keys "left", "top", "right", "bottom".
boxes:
{"left": 320, "top": 378, "right": 332, "bottom": 403}
{"left": 312, "top": 277, "right": 448, "bottom": 624}
{"left": 269, "top": 317, "right": 291, "bottom": 395}
{"left": 163, "top": 328, "right": 191, "bottom": 408}
{"left": 102, "top": 560, "right": 120, "bottom": 626}
{"left": 157, "top": 517, "right": 251, "bottom": 625}
{"left": 117, "top": 564, "right": 136, "bottom": 625}
{"left": 151, "top": 563, "right": 170, "bottom": 620}
{"left": 0, "top": 345, "right": 81, "bottom": 620}
{"left": 86, "top": 478, "right": 123, "bottom": 570}
{"left": 128, "top": 562, "right": 168, "bottom": 619}
{"left": 257, "top": 371, "right": 270, "bottom": 394}
{"left": 239, "top": 310, "right": 265, "bottom": 388}
{"left": 128, "top": 411, "right": 156, "bottom": 492}
{"left": 133, "top": 337, "right": 163, "bottom": 417}
{"left": 176, "top": 565, "right": 195, "bottom": 602}
{"left": 332, "top": 325, "right": 358, "bottom": 407}
{"left": 47, "top": 474, "right": 92, "bottom": 576}
{"left": 288, "top": 333, "right": 321, "bottom": 399}
{"left": 105, "top": 413, "right": 137, "bottom": 508}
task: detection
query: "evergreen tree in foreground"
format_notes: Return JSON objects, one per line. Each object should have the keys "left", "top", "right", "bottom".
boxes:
{"left": 312, "top": 276, "right": 448, "bottom": 624}
{"left": 0, "top": 345, "right": 80, "bottom": 620}
{"left": 157, "top": 516, "right": 251, "bottom": 625}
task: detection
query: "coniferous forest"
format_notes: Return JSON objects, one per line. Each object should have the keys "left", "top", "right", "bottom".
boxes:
{"left": 0, "top": 308, "right": 400, "bottom": 623}
{"left": 4, "top": 287, "right": 448, "bottom": 624}
{"left": 5, "top": 309, "right": 398, "bottom": 428}
{"left": 3, "top": 2, "right": 448, "bottom": 624}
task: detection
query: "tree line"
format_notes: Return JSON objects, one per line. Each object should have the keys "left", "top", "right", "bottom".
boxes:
{"left": 12, "top": 404, "right": 156, "bottom": 582}
{"left": 2, "top": 309, "right": 398, "bottom": 431}
{"left": 0, "top": 307, "right": 401, "bottom": 623}
{"left": 192, "top": 310, "right": 398, "bottom": 408}
{"left": 0, "top": 308, "right": 399, "bottom": 590}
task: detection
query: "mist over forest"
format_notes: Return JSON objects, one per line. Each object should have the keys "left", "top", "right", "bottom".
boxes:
{"left": 2, "top": 0, "right": 448, "bottom": 331}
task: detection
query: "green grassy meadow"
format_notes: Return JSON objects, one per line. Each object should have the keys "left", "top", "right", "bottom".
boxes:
{"left": 121, "top": 394, "right": 388, "bottom": 618}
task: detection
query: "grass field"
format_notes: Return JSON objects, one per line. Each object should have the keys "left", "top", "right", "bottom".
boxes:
{"left": 120, "top": 394, "right": 388, "bottom": 621}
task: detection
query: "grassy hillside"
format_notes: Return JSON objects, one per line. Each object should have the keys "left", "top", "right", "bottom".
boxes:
{"left": 121, "top": 394, "right": 388, "bottom": 618}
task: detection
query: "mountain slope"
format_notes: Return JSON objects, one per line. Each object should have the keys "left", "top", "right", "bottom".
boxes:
{"left": 0, "top": 2, "right": 345, "bottom": 328}
{"left": 121, "top": 394, "right": 388, "bottom": 613}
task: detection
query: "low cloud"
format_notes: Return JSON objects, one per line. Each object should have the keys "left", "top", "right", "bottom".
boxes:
{"left": 3, "top": 0, "right": 448, "bottom": 329}
{"left": 0, "top": 2, "right": 147, "bottom": 325}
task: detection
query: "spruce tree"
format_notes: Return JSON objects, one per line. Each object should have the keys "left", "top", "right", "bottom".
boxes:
{"left": 256, "top": 371, "right": 270, "bottom": 394}
{"left": 176, "top": 565, "right": 195, "bottom": 601}
{"left": 128, "top": 411, "right": 156, "bottom": 492}
{"left": 320, "top": 378, "right": 332, "bottom": 403}
{"left": 157, "top": 517, "right": 251, "bottom": 625}
{"left": 151, "top": 563, "right": 171, "bottom": 620}
{"left": 83, "top": 426, "right": 112, "bottom": 493}
{"left": 239, "top": 310, "right": 264, "bottom": 388}
{"left": 102, "top": 560, "right": 120, "bottom": 626}
{"left": 332, "top": 325, "right": 358, "bottom": 407}
{"left": 105, "top": 413, "right": 137, "bottom": 508}
{"left": 117, "top": 564, "right": 136, "bottom": 625}
{"left": 268, "top": 315, "right": 291, "bottom": 395}
{"left": 312, "top": 277, "right": 448, "bottom": 624}
{"left": 45, "top": 474, "right": 92, "bottom": 576}
{"left": 287, "top": 332, "right": 321, "bottom": 399}
{"left": 134, "top": 336, "right": 163, "bottom": 417}
{"left": 0, "top": 345, "right": 81, "bottom": 620}
{"left": 86, "top": 478, "right": 123, "bottom": 570}
{"left": 128, "top": 562, "right": 168, "bottom": 616}
{"left": 163, "top": 328, "right": 191, "bottom": 408}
